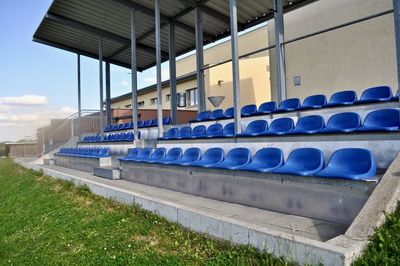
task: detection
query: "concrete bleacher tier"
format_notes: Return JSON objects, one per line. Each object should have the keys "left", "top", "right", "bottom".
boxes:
{"left": 54, "top": 147, "right": 112, "bottom": 172}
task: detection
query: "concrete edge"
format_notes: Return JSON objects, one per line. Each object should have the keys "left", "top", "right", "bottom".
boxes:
{"left": 15, "top": 159, "right": 351, "bottom": 266}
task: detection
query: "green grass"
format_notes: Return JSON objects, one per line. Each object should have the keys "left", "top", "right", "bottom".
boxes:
{"left": 0, "top": 158, "right": 290, "bottom": 265}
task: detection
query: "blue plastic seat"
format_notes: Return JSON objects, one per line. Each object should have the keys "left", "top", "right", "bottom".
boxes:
{"left": 161, "top": 127, "right": 179, "bottom": 140}
{"left": 241, "top": 104, "right": 257, "bottom": 117}
{"left": 189, "top": 148, "right": 225, "bottom": 168}
{"left": 130, "top": 148, "right": 153, "bottom": 162}
{"left": 189, "top": 125, "right": 207, "bottom": 139}
{"left": 357, "top": 109, "right": 400, "bottom": 132}
{"left": 298, "top": 95, "right": 327, "bottom": 110}
{"left": 150, "top": 147, "right": 182, "bottom": 164}
{"left": 264, "top": 117, "right": 294, "bottom": 135}
{"left": 205, "top": 123, "right": 223, "bottom": 138}
{"left": 276, "top": 98, "right": 301, "bottom": 112}
{"left": 238, "top": 120, "right": 268, "bottom": 137}
{"left": 123, "top": 122, "right": 130, "bottom": 129}
{"left": 119, "top": 148, "right": 141, "bottom": 161}
{"left": 325, "top": 90, "right": 357, "bottom": 107}
{"left": 320, "top": 112, "right": 361, "bottom": 133}
{"left": 224, "top": 107, "right": 234, "bottom": 118}
{"left": 257, "top": 101, "right": 277, "bottom": 114}
{"left": 210, "top": 109, "right": 224, "bottom": 120}
{"left": 98, "top": 148, "right": 109, "bottom": 158}
{"left": 191, "top": 111, "right": 211, "bottom": 122}
{"left": 222, "top": 122, "right": 235, "bottom": 137}
{"left": 143, "top": 120, "right": 152, "bottom": 127}
{"left": 290, "top": 115, "right": 325, "bottom": 134}
{"left": 111, "top": 124, "right": 118, "bottom": 131}
{"left": 176, "top": 126, "right": 192, "bottom": 139}
{"left": 104, "top": 125, "right": 112, "bottom": 132}
{"left": 210, "top": 148, "right": 251, "bottom": 170}
{"left": 144, "top": 148, "right": 167, "bottom": 163}
{"left": 166, "top": 148, "right": 201, "bottom": 166}
{"left": 238, "top": 148, "right": 284, "bottom": 172}
{"left": 117, "top": 124, "right": 124, "bottom": 131}
{"left": 392, "top": 89, "right": 399, "bottom": 101}
{"left": 138, "top": 120, "right": 145, "bottom": 128}
{"left": 317, "top": 148, "right": 376, "bottom": 180}
{"left": 163, "top": 117, "right": 171, "bottom": 125}
{"left": 272, "top": 148, "right": 324, "bottom": 176}
{"left": 151, "top": 119, "right": 158, "bottom": 127}
{"left": 125, "top": 131, "right": 134, "bottom": 141}
{"left": 357, "top": 86, "right": 393, "bottom": 104}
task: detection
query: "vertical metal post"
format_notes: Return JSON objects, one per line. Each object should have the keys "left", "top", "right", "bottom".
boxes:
{"left": 195, "top": 7, "right": 206, "bottom": 113}
{"left": 99, "top": 37, "right": 105, "bottom": 135}
{"left": 105, "top": 61, "right": 112, "bottom": 126}
{"left": 77, "top": 54, "right": 82, "bottom": 140}
{"left": 393, "top": 0, "right": 400, "bottom": 109}
{"left": 169, "top": 23, "right": 177, "bottom": 125}
{"left": 230, "top": 0, "right": 241, "bottom": 134}
{"left": 131, "top": 7, "right": 139, "bottom": 141}
{"left": 274, "top": 0, "right": 287, "bottom": 102}
{"left": 155, "top": 0, "right": 163, "bottom": 137}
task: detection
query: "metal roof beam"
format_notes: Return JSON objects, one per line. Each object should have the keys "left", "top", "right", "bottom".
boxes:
{"left": 45, "top": 12, "right": 168, "bottom": 59}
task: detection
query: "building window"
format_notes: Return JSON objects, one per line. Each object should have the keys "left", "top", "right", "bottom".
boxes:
{"left": 150, "top": 97, "right": 158, "bottom": 105}
{"left": 125, "top": 104, "right": 132, "bottom": 108}
{"left": 137, "top": 101, "right": 144, "bottom": 108}
{"left": 166, "top": 94, "right": 171, "bottom": 102}
{"left": 186, "top": 88, "right": 198, "bottom": 107}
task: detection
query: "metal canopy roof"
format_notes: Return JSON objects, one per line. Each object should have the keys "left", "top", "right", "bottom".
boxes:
{"left": 34, "top": 0, "right": 316, "bottom": 71}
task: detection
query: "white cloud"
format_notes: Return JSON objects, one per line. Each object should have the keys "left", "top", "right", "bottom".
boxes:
{"left": 121, "top": 79, "right": 129, "bottom": 87}
{"left": 0, "top": 95, "right": 48, "bottom": 106}
{"left": 143, "top": 69, "right": 170, "bottom": 85}
{"left": 61, "top": 106, "right": 76, "bottom": 114}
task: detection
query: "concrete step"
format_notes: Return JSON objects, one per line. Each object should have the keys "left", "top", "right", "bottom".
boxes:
{"left": 93, "top": 166, "right": 120, "bottom": 180}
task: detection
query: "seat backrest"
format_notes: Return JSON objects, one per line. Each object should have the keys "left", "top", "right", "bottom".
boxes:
{"left": 329, "top": 90, "right": 357, "bottom": 105}
{"left": 100, "top": 148, "right": 109, "bottom": 157}
{"left": 128, "top": 148, "right": 141, "bottom": 158}
{"left": 112, "top": 124, "right": 119, "bottom": 131}
{"left": 143, "top": 120, "right": 152, "bottom": 127}
{"left": 206, "top": 123, "right": 223, "bottom": 136}
{"left": 223, "top": 122, "right": 235, "bottom": 135}
{"left": 197, "top": 111, "right": 211, "bottom": 121}
{"left": 327, "top": 148, "right": 375, "bottom": 174}
{"left": 124, "top": 123, "right": 130, "bottom": 129}
{"left": 360, "top": 86, "right": 392, "bottom": 101}
{"left": 285, "top": 148, "right": 323, "bottom": 170}
{"left": 137, "top": 148, "right": 153, "bottom": 159}
{"left": 179, "top": 126, "right": 192, "bottom": 138}
{"left": 269, "top": 117, "right": 294, "bottom": 133}
{"left": 126, "top": 131, "right": 134, "bottom": 140}
{"left": 225, "top": 148, "right": 251, "bottom": 165}
{"left": 278, "top": 98, "right": 300, "bottom": 110}
{"left": 363, "top": 109, "right": 400, "bottom": 128}
{"left": 202, "top": 148, "right": 225, "bottom": 163}
{"left": 241, "top": 104, "right": 257, "bottom": 115}
{"left": 224, "top": 107, "right": 235, "bottom": 118}
{"left": 191, "top": 125, "right": 207, "bottom": 137}
{"left": 117, "top": 123, "right": 124, "bottom": 130}
{"left": 252, "top": 148, "right": 284, "bottom": 167}
{"left": 163, "top": 117, "right": 170, "bottom": 125}
{"left": 182, "top": 148, "right": 201, "bottom": 161}
{"left": 164, "top": 127, "right": 179, "bottom": 138}
{"left": 302, "top": 94, "right": 327, "bottom": 107}
{"left": 295, "top": 115, "right": 325, "bottom": 131}
{"left": 138, "top": 120, "right": 145, "bottom": 127}
{"left": 149, "top": 148, "right": 166, "bottom": 160}
{"left": 165, "top": 147, "right": 183, "bottom": 160}
{"left": 210, "top": 109, "right": 224, "bottom": 120}
{"left": 151, "top": 119, "right": 158, "bottom": 126}
{"left": 243, "top": 120, "right": 268, "bottom": 134}
{"left": 326, "top": 112, "right": 361, "bottom": 129}
{"left": 258, "top": 101, "right": 277, "bottom": 113}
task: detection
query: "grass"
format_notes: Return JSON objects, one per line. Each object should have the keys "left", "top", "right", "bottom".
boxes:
{"left": 0, "top": 158, "right": 291, "bottom": 265}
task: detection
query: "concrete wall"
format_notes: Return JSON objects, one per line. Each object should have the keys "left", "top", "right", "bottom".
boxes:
{"left": 269, "top": 0, "right": 397, "bottom": 102}
{"left": 7, "top": 143, "right": 37, "bottom": 158}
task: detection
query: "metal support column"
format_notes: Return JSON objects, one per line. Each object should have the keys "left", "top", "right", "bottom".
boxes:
{"left": 98, "top": 37, "right": 105, "bottom": 134}
{"left": 393, "top": 0, "right": 400, "bottom": 106}
{"left": 169, "top": 23, "right": 177, "bottom": 125}
{"left": 195, "top": 7, "right": 206, "bottom": 113}
{"left": 155, "top": 0, "right": 163, "bottom": 137}
{"left": 77, "top": 54, "right": 82, "bottom": 140}
{"left": 131, "top": 7, "right": 139, "bottom": 140}
{"left": 230, "top": 0, "right": 241, "bottom": 134}
{"left": 274, "top": 0, "right": 287, "bottom": 102}
{"left": 105, "top": 61, "right": 112, "bottom": 126}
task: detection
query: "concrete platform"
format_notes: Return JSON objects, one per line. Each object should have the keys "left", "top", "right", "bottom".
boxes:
{"left": 54, "top": 155, "right": 112, "bottom": 173}
{"left": 93, "top": 166, "right": 120, "bottom": 180}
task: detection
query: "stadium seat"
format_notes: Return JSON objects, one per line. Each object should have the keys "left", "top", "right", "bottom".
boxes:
{"left": 317, "top": 148, "right": 376, "bottom": 180}
{"left": 97, "top": 148, "right": 109, "bottom": 158}
{"left": 222, "top": 122, "right": 235, "bottom": 137}
{"left": 238, "top": 148, "right": 284, "bottom": 172}
{"left": 392, "top": 89, "right": 399, "bottom": 101}
{"left": 191, "top": 111, "right": 211, "bottom": 122}
{"left": 138, "top": 120, "right": 145, "bottom": 128}
{"left": 264, "top": 117, "right": 294, "bottom": 135}
{"left": 257, "top": 101, "right": 277, "bottom": 114}
{"left": 298, "top": 94, "right": 327, "bottom": 110}
{"left": 357, "top": 86, "right": 393, "bottom": 103}
{"left": 161, "top": 127, "right": 179, "bottom": 140}
{"left": 289, "top": 115, "right": 325, "bottom": 134}
{"left": 117, "top": 124, "right": 125, "bottom": 130}
{"left": 224, "top": 107, "right": 235, "bottom": 118}
{"left": 320, "top": 112, "right": 361, "bottom": 133}
{"left": 176, "top": 126, "right": 192, "bottom": 139}
{"left": 165, "top": 148, "right": 201, "bottom": 165}
{"left": 272, "top": 148, "right": 324, "bottom": 176}
{"left": 123, "top": 122, "right": 130, "bottom": 129}
{"left": 143, "top": 120, "right": 152, "bottom": 127}
{"left": 238, "top": 120, "right": 268, "bottom": 137}
{"left": 357, "top": 109, "right": 400, "bottom": 132}
{"left": 210, "top": 148, "right": 251, "bottom": 170}
{"left": 144, "top": 148, "right": 167, "bottom": 163}
{"left": 119, "top": 148, "right": 141, "bottom": 161}
{"left": 149, "top": 147, "right": 182, "bottom": 164}
{"left": 125, "top": 131, "right": 134, "bottom": 141}
{"left": 190, "top": 148, "right": 225, "bottom": 167}
{"left": 241, "top": 104, "right": 257, "bottom": 117}
{"left": 104, "top": 125, "right": 113, "bottom": 132}
{"left": 276, "top": 98, "right": 301, "bottom": 112}
{"left": 325, "top": 90, "right": 357, "bottom": 107}
{"left": 210, "top": 109, "right": 224, "bottom": 120}
{"left": 189, "top": 125, "right": 207, "bottom": 139}
{"left": 151, "top": 119, "right": 158, "bottom": 127}
{"left": 132, "top": 147, "right": 153, "bottom": 162}
{"left": 163, "top": 117, "right": 171, "bottom": 125}
{"left": 205, "top": 123, "right": 223, "bottom": 138}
